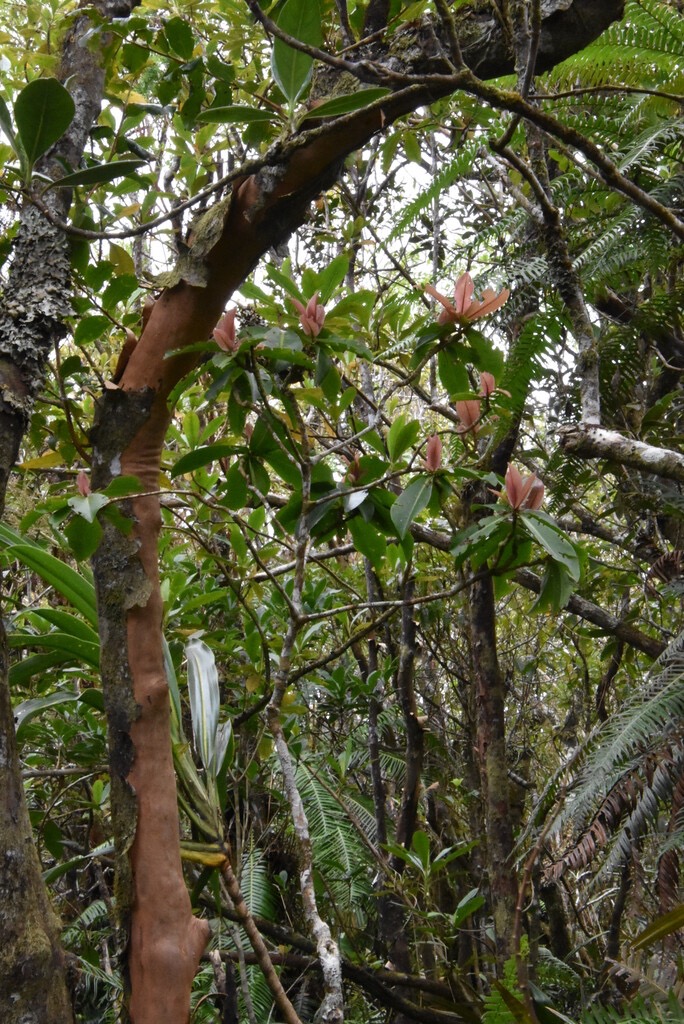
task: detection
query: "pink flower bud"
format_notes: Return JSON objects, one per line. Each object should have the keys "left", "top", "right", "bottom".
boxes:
{"left": 480, "top": 372, "right": 496, "bottom": 397}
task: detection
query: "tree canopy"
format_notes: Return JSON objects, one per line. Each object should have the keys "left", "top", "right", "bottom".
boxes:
{"left": 0, "top": 1, "right": 683, "bottom": 1023}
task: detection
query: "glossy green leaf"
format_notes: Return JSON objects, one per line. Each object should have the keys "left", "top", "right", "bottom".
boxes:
{"left": 172, "top": 442, "right": 238, "bottom": 477}
{"left": 533, "top": 561, "right": 574, "bottom": 613}
{"left": 196, "top": 105, "right": 276, "bottom": 124}
{"left": 14, "top": 690, "right": 80, "bottom": 737}
{"left": 164, "top": 17, "right": 195, "bottom": 59}
{"left": 9, "top": 651, "right": 70, "bottom": 687}
{"left": 65, "top": 515, "right": 103, "bottom": 560}
{"left": 437, "top": 346, "right": 469, "bottom": 398}
{"left": 316, "top": 253, "right": 350, "bottom": 304}
{"left": 14, "top": 78, "right": 75, "bottom": 169}
{"left": 302, "top": 87, "right": 391, "bottom": 119}
{"left": 48, "top": 159, "right": 147, "bottom": 189}
{"left": 8, "top": 629, "right": 100, "bottom": 668}
{"left": 520, "top": 511, "right": 580, "bottom": 580}
{"left": 0, "top": 525, "right": 97, "bottom": 626}
{"left": 272, "top": 0, "right": 322, "bottom": 105}
{"left": 222, "top": 462, "right": 248, "bottom": 509}
{"left": 387, "top": 415, "right": 420, "bottom": 463}
{"left": 390, "top": 475, "right": 433, "bottom": 539}
{"left": 451, "top": 515, "right": 511, "bottom": 570}
{"left": 29, "top": 608, "right": 99, "bottom": 646}
{"left": 411, "top": 829, "right": 431, "bottom": 872}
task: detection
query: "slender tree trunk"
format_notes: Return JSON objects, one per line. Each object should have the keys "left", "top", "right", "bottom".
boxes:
{"left": 0, "top": 3, "right": 137, "bottom": 1018}
{"left": 0, "top": 620, "right": 75, "bottom": 1024}
{"left": 470, "top": 571, "right": 517, "bottom": 963}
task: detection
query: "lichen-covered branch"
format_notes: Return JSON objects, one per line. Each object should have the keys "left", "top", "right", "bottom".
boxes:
{"left": 558, "top": 424, "right": 684, "bottom": 483}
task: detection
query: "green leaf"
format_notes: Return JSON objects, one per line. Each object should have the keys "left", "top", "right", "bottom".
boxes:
{"left": 14, "top": 690, "right": 80, "bottom": 737}
{"left": 67, "top": 492, "right": 109, "bottom": 523}
{"left": 632, "top": 904, "right": 684, "bottom": 950}
{"left": 9, "top": 629, "right": 100, "bottom": 668}
{"left": 302, "top": 87, "right": 391, "bottom": 119}
{"left": 48, "top": 159, "right": 146, "bottom": 189}
{"left": 451, "top": 515, "right": 511, "bottom": 570}
{"left": 437, "top": 346, "right": 469, "bottom": 398}
{"left": 390, "top": 475, "right": 433, "bottom": 539}
{"left": 222, "top": 462, "right": 248, "bottom": 510}
{"left": 520, "top": 511, "right": 580, "bottom": 581}
{"left": 533, "top": 561, "right": 574, "bottom": 613}
{"left": 103, "top": 475, "right": 142, "bottom": 498}
{"left": 272, "top": 0, "right": 322, "bottom": 105}
{"left": 43, "top": 840, "right": 114, "bottom": 884}
{"left": 65, "top": 516, "right": 103, "bottom": 560}
{"left": 9, "top": 651, "right": 71, "bottom": 687}
{"left": 451, "top": 888, "right": 485, "bottom": 927}
{"left": 29, "top": 608, "right": 99, "bottom": 646}
{"left": 164, "top": 17, "right": 195, "bottom": 59}
{"left": 387, "top": 415, "right": 420, "bottom": 463}
{"left": 411, "top": 830, "right": 431, "bottom": 872}
{"left": 196, "top": 105, "right": 276, "bottom": 124}
{"left": 0, "top": 525, "right": 97, "bottom": 626}
{"left": 0, "top": 94, "right": 18, "bottom": 152}
{"left": 172, "top": 442, "right": 238, "bottom": 477}
{"left": 316, "top": 253, "right": 350, "bottom": 303}
{"left": 348, "top": 515, "right": 386, "bottom": 569}
{"left": 14, "top": 78, "right": 75, "bottom": 170}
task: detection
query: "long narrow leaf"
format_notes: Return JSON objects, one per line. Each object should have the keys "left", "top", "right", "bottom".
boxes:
{"left": 0, "top": 523, "right": 97, "bottom": 626}
{"left": 186, "top": 638, "right": 220, "bottom": 775}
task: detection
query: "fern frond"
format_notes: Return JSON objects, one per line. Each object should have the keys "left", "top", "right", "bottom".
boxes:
{"left": 388, "top": 140, "right": 481, "bottom": 243}
{"left": 545, "top": 631, "right": 684, "bottom": 880}
{"left": 547, "top": 0, "right": 684, "bottom": 92}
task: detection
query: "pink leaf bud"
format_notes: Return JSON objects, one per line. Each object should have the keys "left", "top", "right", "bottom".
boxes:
{"left": 425, "top": 434, "right": 442, "bottom": 472}
{"left": 291, "top": 292, "right": 326, "bottom": 337}
{"left": 213, "top": 308, "right": 238, "bottom": 352}
{"left": 76, "top": 471, "right": 91, "bottom": 497}
{"left": 504, "top": 464, "right": 545, "bottom": 510}
{"left": 455, "top": 398, "right": 481, "bottom": 434}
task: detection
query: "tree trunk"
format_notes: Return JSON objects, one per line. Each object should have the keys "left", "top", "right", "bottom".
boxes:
{"left": 0, "top": 620, "right": 75, "bottom": 1024}
{"left": 0, "top": 3, "right": 137, "bottom": 1018}
{"left": 470, "top": 572, "right": 517, "bottom": 963}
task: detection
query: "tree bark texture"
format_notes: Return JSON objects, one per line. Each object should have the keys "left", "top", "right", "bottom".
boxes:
{"left": 0, "top": 3, "right": 138, "bottom": 1020}
{"left": 470, "top": 572, "right": 518, "bottom": 962}
{"left": 558, "top": 424, "right": 684, "bottom": 484}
